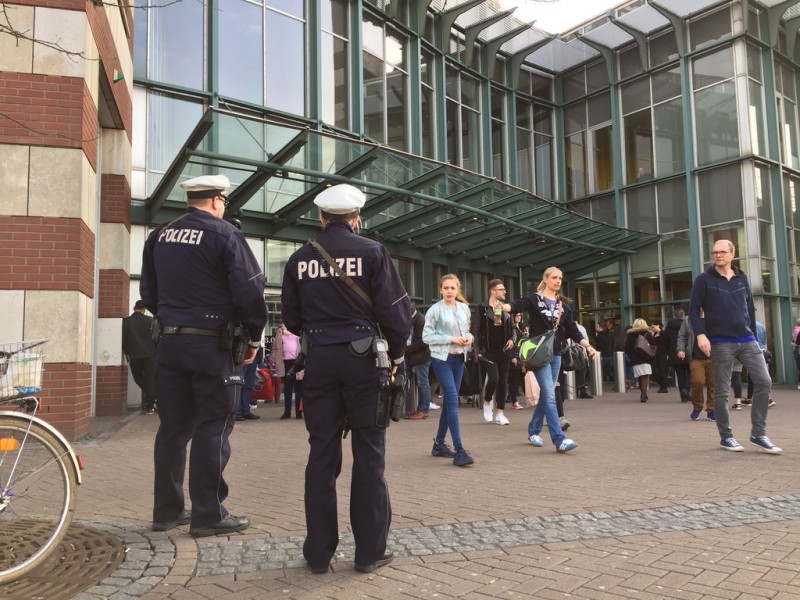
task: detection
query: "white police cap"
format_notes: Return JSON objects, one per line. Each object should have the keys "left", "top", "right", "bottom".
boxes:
{"left": 314, "top": 184, "right": 366, "bottom": 214}
{"left": 180, "top": 174, "right": 230, "bottom": 199}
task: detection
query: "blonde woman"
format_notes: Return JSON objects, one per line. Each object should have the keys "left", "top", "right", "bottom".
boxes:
{"left": 625, "top": 318, "right": 655, "bottom": 402}
{"left": 500, "top": 266, "right": 595, "bottom": 453}
{"left": 422, "top": 274, "right": 474, "bottom": 467}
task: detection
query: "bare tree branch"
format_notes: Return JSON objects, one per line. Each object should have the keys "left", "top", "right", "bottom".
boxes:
{"left": 0, "top": 110, "right": 100, "bottom": 144}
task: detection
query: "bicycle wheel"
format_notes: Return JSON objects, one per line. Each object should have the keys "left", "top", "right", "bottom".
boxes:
{"left": 0, "top": 416, "right": 78, "bottom": 584}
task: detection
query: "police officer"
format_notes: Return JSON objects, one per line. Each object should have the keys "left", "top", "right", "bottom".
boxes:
{"left": 140, "top": 174, "right": 267, "bottom": 538}
{"left": 281, "top": 183, "right": 411, "bottom": 574}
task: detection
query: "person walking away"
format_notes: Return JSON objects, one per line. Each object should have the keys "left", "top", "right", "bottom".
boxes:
{"left": 499, "top": 266, "right": 596, "bottom": 453}
{"left": 423, "top": 274, "right": 475, "bottom": 466}
{"left": 281, "top": 184, "right": 411, "bottom": 574}
{"left": 574, "top": 321, "right": 593, "bottom": 399}
{"left": 405, "top": 303, "right": 432, "bottom": 419}
{"left": 141, "top": 174, "right": 268, "bottom": 537}
{"left": 274, "top": 324, "right": 303, "bottom": 419}
{"left": 624, "top": 319, "right": 655, "bottom": 402}
{"left": 666, "top": 308, "right": 691, "bottom": 402}
{"left": 474, "top": 279, "right": 516, "bottom": 425}
{"left": 689, "top": 239, "right": 781, "bottom": 453}
{"left": 651, "top": 320, "right": 669, "bottom": 393}
{"left": 596, "top": 319, "right": 616, "bottom": 383}
{"left": 122, "top": 300, "right": 158, "bottom": 414}
{"left": 237, "top": 346, "right": 262, "bottom": 421}
{"left": 676, "top": 311, "right": 715, "bottom": 420}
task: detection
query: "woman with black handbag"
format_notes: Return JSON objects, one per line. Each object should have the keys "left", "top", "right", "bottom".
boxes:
{"left": 500, "top": 266, "right": 596, "bottom": 453}
{"left": 624, "top": 319, "right": 656, "bottom": 402}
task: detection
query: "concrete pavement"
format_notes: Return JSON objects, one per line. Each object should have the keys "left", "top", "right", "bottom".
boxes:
{"left": 69, "top": 384, "right": 800, "bottom": 599}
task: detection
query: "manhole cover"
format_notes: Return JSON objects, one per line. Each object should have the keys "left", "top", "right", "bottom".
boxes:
{"left": 0, "top": 522, "right": 125, "bottom": 600}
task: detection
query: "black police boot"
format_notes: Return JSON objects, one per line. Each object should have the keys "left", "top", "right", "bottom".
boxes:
{"left": 280, "top": 411, "right": 291, "bottom": 419}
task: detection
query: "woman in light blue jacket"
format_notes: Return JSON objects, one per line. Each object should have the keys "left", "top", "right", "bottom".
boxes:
{"left": 423, "top": 274, "right": 474, "bottom": 466}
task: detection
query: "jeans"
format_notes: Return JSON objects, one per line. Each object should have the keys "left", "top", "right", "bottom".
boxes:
{"left": 404, "top": 360, "right": 431, "bottom": 414}
{"left": 431, "top": 354, "right": 466, "bottom": 450}
{"left": 711, "top": 341, "right": 771, "bottom": 440}
{"left": 237, "top": 362, "right": 257, "bottom": 416}
{"left": 601, "top": 356, "right": 614, "bottom": 381}
{"left": 528, "top": 355, "right": 566, "bottom": 447}
{"left": 674, "top": 363, "right": 691, "bottom": 393}
{"left": 283, "top": 359, "right": 303, "bottom": 413}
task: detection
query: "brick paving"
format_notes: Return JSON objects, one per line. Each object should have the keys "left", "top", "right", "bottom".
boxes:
{"left": 68, "top": 385, "right": 800, "bottom": 599}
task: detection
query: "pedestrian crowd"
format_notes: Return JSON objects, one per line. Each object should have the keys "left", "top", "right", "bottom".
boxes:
{"left": 131, "top": 176, "right": 786, "bottom": 578}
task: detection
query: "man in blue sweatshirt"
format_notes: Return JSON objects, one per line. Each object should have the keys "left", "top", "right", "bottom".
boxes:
{"left": 688, "top": 239, "right": 781, "bottom": 454}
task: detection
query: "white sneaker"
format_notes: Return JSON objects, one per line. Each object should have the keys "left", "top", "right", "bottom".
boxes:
{"left": 429, "top": 402, "right": 441, "bottom": 410}
{"left": 483, "top": 402, "right": 494, "bottom": 423}
{"left": 529, "top": 434, "right": 543, "bottom": 447}
{"left": 495, "top": 413, "right": 510, "bottom": 426}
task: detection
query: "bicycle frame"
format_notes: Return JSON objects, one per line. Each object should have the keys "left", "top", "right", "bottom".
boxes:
{"left": 0, "top": 409, "right": 82, "bottom": 491}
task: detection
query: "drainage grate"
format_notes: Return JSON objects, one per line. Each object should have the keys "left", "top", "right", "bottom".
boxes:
{"left": 0, "top": 523, "right": 125, "bottom": 600}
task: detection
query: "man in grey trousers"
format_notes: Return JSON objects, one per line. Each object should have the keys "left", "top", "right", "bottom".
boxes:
{"left": 688, "top": 239, "right": 781, "bottom": 454}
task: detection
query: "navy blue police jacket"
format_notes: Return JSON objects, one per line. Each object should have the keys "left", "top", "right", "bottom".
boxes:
{"left": 140, "top": 208, "right": 268, "bottom": 343}
{"left": 281, "top": 221, "right": 411, "bottom": 363}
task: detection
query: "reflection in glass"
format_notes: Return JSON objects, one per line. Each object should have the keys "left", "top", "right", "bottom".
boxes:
{"left": 690, "top": 6, "right": 731, "bottom": 51}
{"left": 698, "top": 164, "right": 743, "bottom": 225}
{"left": 535, "top": 134, "right": 553, "bottom": 199}
{"left": 654, "top": 98, "right": 684, "bottom": 177}
{"left": 633, "top": 272, "right": 661, "bottom": 305}
{"left": 363, "top": 50, "right": 385, "bottom": 143}
{"left": 566, "top": 132, "right": 587, "bottom": 200}
{"left": 657, "top": 178, "right": 689, "bottom": 233}
{"left": 267, "top": 240, "right": 301, "bottom": 284}
{"left": 626, "top": 185, "right": 657, "bottom": 233}
{"left": 748, "top": 79, "right": 766, "bottom": 157}
{"left": 147, "top": 93, "right": 203, "bottom": 194}
{"left": 321, "top": 34, "right": 348, "bottom": 128}
{"left": 624, "top": 109, "right": 653, "bottom": 184}
{"left": 695, "top": 81, "right": 739, "bottom": 165}
{"left": 592, "top": 125, "right": 613, "bottom": 192}
{"left": 661, "top": 232, "right": 692, "bottom": 270}
{"left": 220, "top": 2, "right": 263, "bottom": 105}
{"left": 150, "top": 0, "right": 204, "bottom": 88}
{"left": 267, "top": 14, "right": 305, "bottom": 115}
{"left": 693, "top": 46, "right": 734, "bottom": 89}
{"left": 663, "top": 270, "right": 693, "bottom": 302}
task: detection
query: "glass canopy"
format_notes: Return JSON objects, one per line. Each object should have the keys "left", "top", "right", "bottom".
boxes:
{"left": 142, "top": 108, "right": 658, "bottom": 277}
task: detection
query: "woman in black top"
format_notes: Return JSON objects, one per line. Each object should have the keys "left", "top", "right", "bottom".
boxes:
{"left": 500, "top": 267, "right": 596, "bottom": 453}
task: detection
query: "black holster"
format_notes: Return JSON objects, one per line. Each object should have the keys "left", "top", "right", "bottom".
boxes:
{"left": 221, "top": 322, "right": 247, "bottom": 366}
{"left": 150, "top": 316, "right": 162, "bottom": 344}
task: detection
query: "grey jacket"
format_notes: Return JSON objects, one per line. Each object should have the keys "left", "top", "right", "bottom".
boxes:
{"left": 675, "top": 317, "right": 695, "bottom": 358}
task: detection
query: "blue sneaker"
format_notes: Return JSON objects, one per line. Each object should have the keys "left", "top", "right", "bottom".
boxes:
{"left": 690, "top": 409, "right": 701, "bottom": 420}
{"left": 719, "top": 437, "right": 744, "bottom": 452}
{"left": 749, "top": 435, "right": 782, "bottom": 454}
{"left": 557, "top": 439, "right": 577, "bottom": 453}
{"left": 529, "top": 434, "right": 543, "bottom": 447}
{"left": 453, "top": 447, "right": 474, "bottom": 466}
{"left": 431, "top": 438, "right": 456, "bottom": 458}
{"left": 707, "top": 411, "right": 715, "bottom": 421}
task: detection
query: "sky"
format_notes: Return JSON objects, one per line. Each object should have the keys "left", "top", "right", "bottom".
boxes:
{"left": 498, "top": 0, "right": 624, "bottom": 34}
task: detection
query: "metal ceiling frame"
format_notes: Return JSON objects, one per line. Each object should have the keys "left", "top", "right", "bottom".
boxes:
{"left": 141, "top": 107, "right": 658, "bottom": 274}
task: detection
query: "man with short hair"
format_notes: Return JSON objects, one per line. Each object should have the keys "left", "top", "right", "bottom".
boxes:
{"left": 474, "top": 279, "right": 516, "bottom": 425}
{"left": 141, "top": 174, "right": 268, "bottom": 537}
{"left": 122, "top": 300, "right": 157, "bottom": 414}
{"left": 688, "top": 239, "right": 781, "bottom": 454}
{"left": 282, "top": 183, "right": 411, "bottom": 574}
{"left": 405, "top": 303, "right": 432, "bottom": 419}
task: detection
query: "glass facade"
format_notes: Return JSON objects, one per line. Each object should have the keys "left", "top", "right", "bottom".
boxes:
{"left": 131, "top": 0, "right": 800, "bottom": 382}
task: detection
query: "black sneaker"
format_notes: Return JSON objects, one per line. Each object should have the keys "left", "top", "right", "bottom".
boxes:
{"left": 431, "top": 438, "right": 456, "bottom": 458}
{"left": 453, "top": 447, "right": 474, "bottom": 467}
{"left": 768, "top": 399, "right": 776, "bottom": 408}
{"left": 742, "top": 398, "right": 753, "bottom": 406}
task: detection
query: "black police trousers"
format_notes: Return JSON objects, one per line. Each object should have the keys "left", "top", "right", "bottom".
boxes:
{"left": 152, "top": 335, "right": 239, "bottom": 528}
{"left": 301, "top": 343, "right": 390, "bottom": 569}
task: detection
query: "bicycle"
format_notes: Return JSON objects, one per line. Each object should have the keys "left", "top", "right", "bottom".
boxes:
{"left": 0, "top": 339, "right": 83, "bottom": 584}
